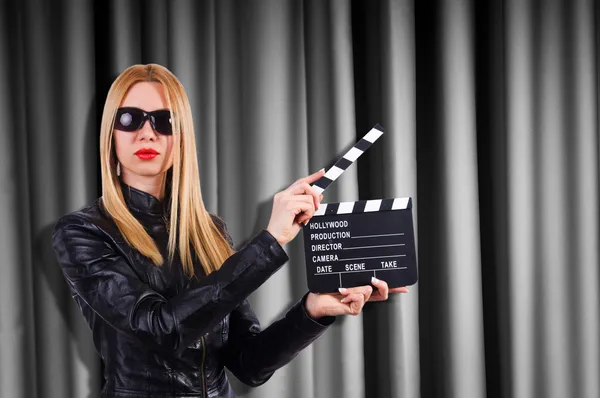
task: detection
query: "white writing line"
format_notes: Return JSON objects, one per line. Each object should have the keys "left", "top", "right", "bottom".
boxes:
{"left": 351, "top": 232, "right": 405, "bottom": 239}
{"left": 337, "top": 254, "right": 406, "bottom": 262}
{"left": 314, "top": 267, "right": 407, "bottom": 276}
{"left": 343, "top": 243, "right": 405, "bottom": 250}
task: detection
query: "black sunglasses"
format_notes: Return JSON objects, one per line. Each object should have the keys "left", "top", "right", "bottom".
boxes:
{"left": 114, "top": 107, "right": 173, "bottom": 135}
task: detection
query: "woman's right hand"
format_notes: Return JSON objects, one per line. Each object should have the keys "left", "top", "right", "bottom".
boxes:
{"left": 266, "top": 169, "right": 326, "bottom": 246}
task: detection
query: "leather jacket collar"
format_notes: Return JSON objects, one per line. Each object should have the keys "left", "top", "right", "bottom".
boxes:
{"left": 119, "top": 175, "right": 172, "bottom": 217}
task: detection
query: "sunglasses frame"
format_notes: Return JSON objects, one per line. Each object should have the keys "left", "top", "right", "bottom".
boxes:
{"left": 114, "top": 107, "right": 173, "bottom": 135}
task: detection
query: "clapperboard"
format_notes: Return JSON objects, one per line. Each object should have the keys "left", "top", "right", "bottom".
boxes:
{"left": 302, "top": 124, "right": 418, "bottom": 293}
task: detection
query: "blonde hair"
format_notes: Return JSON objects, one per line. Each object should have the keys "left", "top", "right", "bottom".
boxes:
{"left": 99, "top": 63, "right": 234, "bottom": 279}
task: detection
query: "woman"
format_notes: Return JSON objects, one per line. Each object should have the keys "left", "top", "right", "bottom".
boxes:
{"left": 52, "top": 64, "right": 408, "bottom": 398}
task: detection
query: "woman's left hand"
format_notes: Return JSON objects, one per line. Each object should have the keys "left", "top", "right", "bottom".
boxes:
{"left": 304, "top": 277, "right": 409, "bottom": 319}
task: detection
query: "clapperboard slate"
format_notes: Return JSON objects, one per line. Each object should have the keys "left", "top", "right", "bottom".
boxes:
{"left": 302, "top": 198, "right": 417, "bottom": 292}
{"left": 302, "top": 124, "right": 418, "bottom": 293}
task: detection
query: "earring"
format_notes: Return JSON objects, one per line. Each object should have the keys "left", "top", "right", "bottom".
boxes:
{"left": 116, "top": 161, "right": 121, "bottom": 176}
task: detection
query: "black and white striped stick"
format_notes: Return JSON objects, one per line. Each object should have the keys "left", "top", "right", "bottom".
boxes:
{"left": 313, "top": 197, "right": 412, "bottom": 216}
{"left": 310, "top": 124, "right": 384, "bottom": 195}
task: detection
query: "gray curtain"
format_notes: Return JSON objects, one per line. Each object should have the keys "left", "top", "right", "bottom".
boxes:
{"left": 0, "top": 0, "right": 598, "bottom": 398}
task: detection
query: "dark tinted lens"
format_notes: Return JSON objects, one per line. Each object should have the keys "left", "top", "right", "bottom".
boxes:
{"left": 115, "top": 108, "right": 144, "bottom": 131}
{"left": 149, "top": 110, "right": 172, "bottom": 135}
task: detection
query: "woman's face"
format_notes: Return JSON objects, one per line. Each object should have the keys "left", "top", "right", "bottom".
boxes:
{"left": 114, "top": 82, "right": 174, "bottom": 185}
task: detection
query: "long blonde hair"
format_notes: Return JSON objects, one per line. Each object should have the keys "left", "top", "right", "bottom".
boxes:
{"left": 99, "top": 63, "right": 234, "bottom": 279}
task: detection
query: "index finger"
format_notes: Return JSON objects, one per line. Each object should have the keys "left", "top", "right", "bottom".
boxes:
{"left": 298, "top": 168, "right": 325, "bottom": 185}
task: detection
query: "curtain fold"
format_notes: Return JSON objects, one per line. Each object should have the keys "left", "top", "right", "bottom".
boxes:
{"left": 1, "top": 1, "right": 599, "bottom": 397}
{"left": 502, "top": 1, "right": 600, "bottom": 398}
{"left": 0, "top": 2, "right": 38, "bottom": 396}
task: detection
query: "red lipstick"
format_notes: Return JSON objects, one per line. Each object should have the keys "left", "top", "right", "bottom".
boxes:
{"left": 135, "top": 148, "right": 159, "bottom": 160}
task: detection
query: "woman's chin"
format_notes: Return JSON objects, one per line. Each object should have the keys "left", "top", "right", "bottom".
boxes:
{"left": 129, "top": 168, "right": 167, "bottom": 178}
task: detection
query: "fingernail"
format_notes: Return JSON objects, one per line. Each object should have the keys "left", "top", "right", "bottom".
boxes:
{"left": 340, "top": 297, "right": 349, "bottom": 303}
{"left": 319, "top": 168, "right": 325, "bottom": 172}
{"left": 338, "top": 287, "right": 347, "bottom": 293}
{"left": 371, "top": 277, "right": 379, "bottom": 283}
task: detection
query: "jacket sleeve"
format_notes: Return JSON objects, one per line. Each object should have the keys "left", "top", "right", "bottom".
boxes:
{"left": 51, "top": 213, "right": 289, "bottom": 355}
{"left": 219, "top": 221, "right": 336, "bottom": 387}
{"left": 223, "top": 294, "right": 335, "bottom": 387}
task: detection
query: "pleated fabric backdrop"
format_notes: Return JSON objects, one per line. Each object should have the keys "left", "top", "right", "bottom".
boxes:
{"left": 0, "top": 0, "right": 598, "bottom": 397}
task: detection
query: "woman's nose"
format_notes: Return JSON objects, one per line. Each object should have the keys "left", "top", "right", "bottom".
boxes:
{"left": 137, "top": 118, "right": 158, "bottom": 140}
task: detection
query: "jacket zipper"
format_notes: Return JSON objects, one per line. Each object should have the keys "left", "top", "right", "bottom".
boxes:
{"left": 165, "top": 211, "right": 205, "bottom": 397}
{"left": 201, "top": 335, "right": 206, "bottom": 398}
{"left": 162, "top": 214, "right": 170, "bottom": 233}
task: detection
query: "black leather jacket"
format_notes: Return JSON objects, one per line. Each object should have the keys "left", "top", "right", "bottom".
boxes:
{"left": 51, "top": 179, "right": 335, "bottom": 397}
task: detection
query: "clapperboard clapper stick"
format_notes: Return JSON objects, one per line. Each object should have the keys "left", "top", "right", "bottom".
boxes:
{"left": 302, "top": 124, "right": 418, "bottom": 293}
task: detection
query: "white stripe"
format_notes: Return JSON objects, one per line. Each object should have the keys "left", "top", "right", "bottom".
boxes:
{"left": 312, "top": 185, "right": 325, "bottom": 195}
{"left": 392, "top": 197, "right": 410, "bottom": 210}
{"left": 364, "top": 199, "right": 382, "bottom": 212}
{"left": 314, "top": 203, "right": 327, "bottom": 216}
{"left": 343, "top": 147, "right": 363, "bottom": 162}
{"left": 337, "top": 202, "right": 355, "bottom": 214}
{"left": 363, "top": 127, "right": 384, "bottom": 143}
{"left": 324, "top": 166, "right": 344, "bottom": 181}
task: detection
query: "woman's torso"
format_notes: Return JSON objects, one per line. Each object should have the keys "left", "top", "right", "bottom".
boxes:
{"left": 68, "top": 182, "right": 236, "bottom": 398}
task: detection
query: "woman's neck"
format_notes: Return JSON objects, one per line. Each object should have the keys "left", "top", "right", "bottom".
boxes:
{"left": 121, "top": 173, "right": 167, "bottom": 201}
